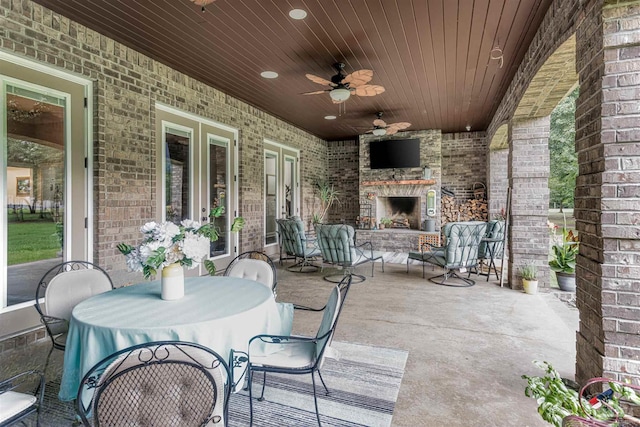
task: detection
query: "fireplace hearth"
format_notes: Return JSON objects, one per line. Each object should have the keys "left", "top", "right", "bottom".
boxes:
{"left": 376, "top": 196, "right": 421, "bottom": 229}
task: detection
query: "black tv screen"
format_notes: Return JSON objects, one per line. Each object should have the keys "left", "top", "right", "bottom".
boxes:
{"left": 369, "top": 138, "right": 421, "bottom": 169}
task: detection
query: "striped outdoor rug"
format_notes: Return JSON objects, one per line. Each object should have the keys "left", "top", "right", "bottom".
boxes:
{"left": 229, "top": 341, "right": 408, "bottom": 426}
{"left": 36, "top": 341, "right": 407, "bottom": 426}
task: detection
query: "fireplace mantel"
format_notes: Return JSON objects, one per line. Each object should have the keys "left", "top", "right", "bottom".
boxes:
{"left": 361, "top": 179, "right": 436, "bottom": 186}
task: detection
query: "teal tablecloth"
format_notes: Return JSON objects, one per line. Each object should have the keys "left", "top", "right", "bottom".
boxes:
{"left": 59, "top": 276, "right": 292, "bottom": 401}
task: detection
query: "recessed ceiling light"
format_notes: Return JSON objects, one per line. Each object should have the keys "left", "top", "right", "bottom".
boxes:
{"left": 324, "top": 115, "right": 336, "bottom": 120}
{"left": 289, "top": 9, "right": 307, "bottom": 20}
{"left": 260, "top": 71, "right": 278, "bottom": 79}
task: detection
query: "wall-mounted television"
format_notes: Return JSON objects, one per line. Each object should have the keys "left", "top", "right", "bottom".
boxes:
{"left": 369, "top": 138, "right": 421, "bottom": 169}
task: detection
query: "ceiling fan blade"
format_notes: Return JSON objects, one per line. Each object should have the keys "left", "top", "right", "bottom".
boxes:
{"left": 385, "top": 127, "right": 399, "bottom": 135}
{"left": 191, "top": 0, "right": 216, "bottom": 5}
{"left": 353, "top": 85, "right": 385, "bottom": 96}
{"left": 343, "top": 70, "right": 373, "bottom": 87}
{"left": 301, "top": 90, "right": 328, "bottom": 95}
{"left": 306, "top": 74, "right": 332, "bottom": 86}
{"left": 373, "top": 119, "right": 387, "bottom": 127}
{"left": 390, "top": 122, "right": 411, "bottom": 130}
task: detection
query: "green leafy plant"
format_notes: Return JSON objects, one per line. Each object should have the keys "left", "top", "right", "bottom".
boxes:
{"left": 313, "top": 179, "right": 340, "bottom": 223}
{"left": 380, "top": 218, "right": 393, "bottom": 227}
{"left": 549, "top": 216, "right": 579, "bottom": 274}
{"left": 522, "top": 361, "right": 640, "bottom": 427}
{"left": 519, "top": 262, "right": 538, "bottom": 281}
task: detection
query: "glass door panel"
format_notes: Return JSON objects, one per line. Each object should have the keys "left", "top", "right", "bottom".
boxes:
{"left": 164, "top": 127, "right": 191, "bottom": 224}
{"left": 4, "top": 84, "right": 67, "bottom": 306}
{"left": 208, "top": 138, "right": 229, "bottom": 257}
{"left": 265, "top": 152, "right": 278, "bottom": 246}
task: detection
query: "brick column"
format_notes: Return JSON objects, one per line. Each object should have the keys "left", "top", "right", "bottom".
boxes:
{"left": 575, "top": 0, "right": 640, "bottom": 385}
{"left": 508, "top": 117, "right": 551, "bottom": 289}
{"left": 489, "top": 149, "right": 509, "bottom": 218}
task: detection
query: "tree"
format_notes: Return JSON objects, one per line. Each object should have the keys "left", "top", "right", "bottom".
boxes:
{"left": 549, "top": 87, "right": 579, "bottom": 211}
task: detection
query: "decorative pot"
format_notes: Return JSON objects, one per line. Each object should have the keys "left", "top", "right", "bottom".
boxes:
{"left": 161, "top": 262, "right": 184, "bottom": 300}
{"left": 555, "top": 272, "right": 576, "bottom": 292}
{"left": 523, "top": 279, "right": 538, "bottom": 295}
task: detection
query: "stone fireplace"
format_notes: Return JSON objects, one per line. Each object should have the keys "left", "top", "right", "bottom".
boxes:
{"left": 376, "top": 196, "right": 421, "bottom": 229}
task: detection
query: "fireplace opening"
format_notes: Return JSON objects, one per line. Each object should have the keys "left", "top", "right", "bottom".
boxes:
{"left": 376, "top": 196, "right": 421, "bottom": 229}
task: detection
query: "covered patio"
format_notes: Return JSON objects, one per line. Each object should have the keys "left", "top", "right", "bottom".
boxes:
{"left": 2, "top": 261, "right": 577, "bottom": 426}
{"left": 1, "top": 0, "right": 639, "bottom": 425}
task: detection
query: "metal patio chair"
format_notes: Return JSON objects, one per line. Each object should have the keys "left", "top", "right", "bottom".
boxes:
{"left": 0, "top": 370, "right": 45, "bottom": 427}
{"left": 407, "top": 221, "right": 487, "bottom": 287}
{"left": 76, "top": 341, "right": 231, "bottom": 427}
{"left": 241, "top": 274, "right": 352, "bottom": 427}
{"left": 315, "top": 223, "right": 384, "bottom": 283}
{"left": 276, "top": 217, "right": 321, "bottom": 272}
{"left": 224, "top": 250, "right": 277, "bottom": 296}
{"left": 477, "top": 219, "right": 506, "bottom": 281}
{"left": 34, "top": 261, "right": 113, "bottom": 356}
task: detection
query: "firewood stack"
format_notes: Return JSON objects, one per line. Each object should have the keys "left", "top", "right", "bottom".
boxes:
{"left": 441, "top": 194, "right": 488, "bottom": 225}
{"left": 391, "top": 218, "right": 410, "bottom": 228}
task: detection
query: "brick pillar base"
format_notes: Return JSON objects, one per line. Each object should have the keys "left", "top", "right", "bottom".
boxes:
{"left": 508, "top": 117, "right": 551, "bottom": 290}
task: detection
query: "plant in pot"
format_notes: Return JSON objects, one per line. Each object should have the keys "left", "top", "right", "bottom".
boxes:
{"left": 379, "top": 217, "right": 392, "bottom": 230}
{"left": 312, "top": 179, "right": 340, "bottom": 223}
{"left": 549, "top": 221, "right": 579, "bottom": 292}
{"left": 519, "top": 262, "right": 538, "bottom": 295}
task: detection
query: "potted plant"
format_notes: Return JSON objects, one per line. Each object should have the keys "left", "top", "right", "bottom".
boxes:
{"left": 549, "top": 219, "right": 579, "bottom": 292}
{"left": 519, "top": 262, "right": 538, "bottom": 295}
{"left": 379, "top": 218, "right": 392, "bottom": 230}
{"left": 313, "top": 179, "right": 340, "bottom": 223}
{"left": 522, "top": 360, "right": 640, "bottom": 427}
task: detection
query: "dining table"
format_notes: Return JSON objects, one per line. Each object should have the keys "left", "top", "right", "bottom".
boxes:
{"left": 58, "top": 275, "right": 293, "bottom": 401}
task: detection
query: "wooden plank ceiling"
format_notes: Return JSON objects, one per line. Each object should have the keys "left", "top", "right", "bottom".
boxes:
{"left": 31, "top": 0, "right": 553, "bottom": 141}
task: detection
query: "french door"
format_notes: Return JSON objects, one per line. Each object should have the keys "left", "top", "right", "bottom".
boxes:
{"left": 156, "top": 106, "right": 239, "bottom": 274}
{"left": 264, "top": 141, "right": 299, "bottom": 253}
{"left": 1, "top": 56, "right": 89, "bottom": 320}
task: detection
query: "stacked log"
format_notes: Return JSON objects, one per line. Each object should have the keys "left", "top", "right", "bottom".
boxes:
{"left": 441, "top": 195, "right": 488, "bottom": 225}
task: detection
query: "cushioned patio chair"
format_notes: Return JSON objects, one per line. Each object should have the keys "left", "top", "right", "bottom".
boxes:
{"left": 476, "top": 219, "right": 506, "bottom": 281}
{"left": 276, "top": 217, "right": 321, "bottom": 272}
{"left": 315, "top": 223, "right": 384, "bottom": 283}
{"left": 243, "top": 275, "right": 352, "bottom": 427}
{"left": 34, "top": 261, "right": 113, "bottom": 356}
{"left": 0, "top": 370, "right": 45, "bottom": 427}
{"left": 76, "top": 341, "right": 231, "bottom": 427}
{"left": 407, "top": 221, "right": 487, "bottom": 287}
{"left": 224, "top": 251, "right": 277, "bottom": 296}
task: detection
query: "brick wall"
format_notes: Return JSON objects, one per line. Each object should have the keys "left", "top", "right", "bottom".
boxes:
{"left": 575, "top": 0, "right": 640, "bottom": 385}
{"left": 441, "top": 132, "right": 488, "bottom": 199}
{"left": 489, "top": 149, "right": 509, "bottom": 217}
{"left": 1, "top": 1, "right": 327, "bottom": 284}
{"left": 326, "top": 139, "right": 359, "bottom": 224}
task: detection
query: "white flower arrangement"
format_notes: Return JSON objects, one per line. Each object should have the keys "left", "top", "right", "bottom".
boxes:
{"left": 118, "top": 208, "right": 245, "bottom": 278}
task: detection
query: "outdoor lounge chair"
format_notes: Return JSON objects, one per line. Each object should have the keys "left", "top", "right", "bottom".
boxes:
{"left": 407, "top": 221, "right": 487, "bottom": 287}
{"left": 276, "top": 217, "right": 321, "bottom": 272}
{"left": 0, "top": 370, "right": 45, "bottom": 427}
{"left": 315, "top": 223, "right": 384, "bottom": 283}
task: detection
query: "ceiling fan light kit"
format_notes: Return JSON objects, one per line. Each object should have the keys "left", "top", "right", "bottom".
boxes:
{"left": 372, "top": 128, "right": 386, "bottom": 136}
{"left": 329, "top": 87, "right": 351, "bottom": 102}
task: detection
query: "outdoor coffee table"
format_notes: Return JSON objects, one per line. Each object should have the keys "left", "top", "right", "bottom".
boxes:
{"left": 58, "top": 276, "right": 292, "bottom": 401}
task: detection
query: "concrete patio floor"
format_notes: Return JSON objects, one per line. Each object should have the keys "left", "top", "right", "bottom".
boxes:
{"left": 276, "top": 259, "right": 578, "bottom": 426}
{"left": 0, "top": 257, "right": 578, "bottom": 426}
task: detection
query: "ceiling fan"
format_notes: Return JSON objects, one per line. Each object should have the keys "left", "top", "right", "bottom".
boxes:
{"left": 366, "top": 112, "right": 411, "bottom": 136}
{"left": 303, "top": 63, "right": 385, "bottom": 104}
{"left": 190, "top": 0, "right": 216, "bottom": 12}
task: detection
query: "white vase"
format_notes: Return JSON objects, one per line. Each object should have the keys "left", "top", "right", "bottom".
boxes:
{"left": 161, "top": 262, "right": 184, "bottom": 300}
{"left": 523, "top": 279, "right": 538, "bottom": 295}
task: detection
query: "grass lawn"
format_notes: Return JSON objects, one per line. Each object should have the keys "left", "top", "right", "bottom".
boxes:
{"left": 7, "top": 213, "right": 60, "bottom": 265}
